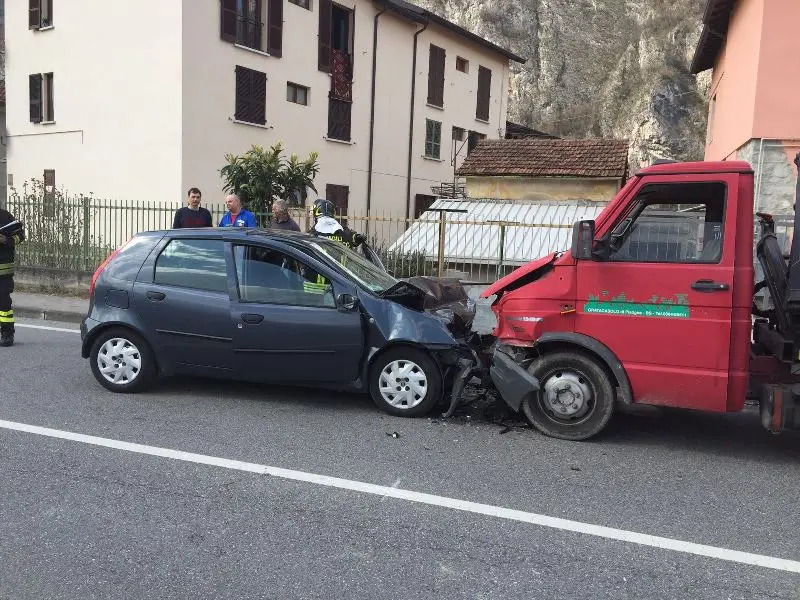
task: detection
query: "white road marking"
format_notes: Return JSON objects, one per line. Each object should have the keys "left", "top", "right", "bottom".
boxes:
{"left": 15, "top": 323, "right": 79, "bottom": 334}
{"left": 0, "top": 417, "right": 797, "bottom": 574}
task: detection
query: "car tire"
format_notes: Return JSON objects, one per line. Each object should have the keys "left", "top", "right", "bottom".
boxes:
{"left": 522, "top": 351, "right": 615, "bottom": 441}
{"left": 89, "top": 327, "right": 157, "bottom": 394}
{"left": 369, "top": 347, "right": 443, "bottom": 417}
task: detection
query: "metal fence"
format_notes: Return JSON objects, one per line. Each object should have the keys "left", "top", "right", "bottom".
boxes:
{"left": 1, "top": 187, "right": 796, "bottom": 285}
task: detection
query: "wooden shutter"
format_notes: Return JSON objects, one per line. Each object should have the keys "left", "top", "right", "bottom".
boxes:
{"left": 29, "top": 0, "right": 41, "bottom": 29}
{"left": 251, "top": 70, "right": 267, "bottom": 124}
{"left": 326, "top": 184, "right": 350, "bottom": 223}
{"left": 318, "top": 0, "right": 332, "bottom": 72}
{"left": 267, "top": 0, "right": 283, "bottom": 57}
{"left": 327, "top": 98, "right": 351, "bottom": 141}
{"left": 235, "top": 66, "right": 267, "bottom": 125}
{"left": 221, "top": 0, "right": 238, "bottom": 43}
{"left": 476, "top": 66, "right": 492, "bottom": 121}
{"left": 427, "top": 44, "right": 445, "bottom": 107}
{"left": 29, "top": 74, "right": 43, "bottom": 123}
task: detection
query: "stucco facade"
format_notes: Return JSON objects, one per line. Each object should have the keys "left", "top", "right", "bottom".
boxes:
{"left": 464, "top": 176, "right": 621, "bottom": 203}
{"left": 693, "top": 0, "right": 800, "bottom": 214}
{"left": 4, "top": 0, "right": 520, "bottom": 221}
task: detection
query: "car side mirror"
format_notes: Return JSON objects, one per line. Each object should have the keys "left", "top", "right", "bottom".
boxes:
{"left": 571, "top": 220, "right": 595, "bottom": 260}
{"left": 337, "top": 293, "right": 359, "bottom": 311}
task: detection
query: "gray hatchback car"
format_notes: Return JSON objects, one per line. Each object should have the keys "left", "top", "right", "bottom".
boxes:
{"left": 80, "top": 228, "right": 477, "bottom": 417}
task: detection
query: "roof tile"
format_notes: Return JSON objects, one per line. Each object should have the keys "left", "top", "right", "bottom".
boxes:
{"left": 456, "top": 138, "right": 630, "bottom": 178}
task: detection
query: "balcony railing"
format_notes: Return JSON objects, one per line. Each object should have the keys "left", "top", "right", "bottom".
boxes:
{"left": 236, "top": 15, "right": 263, "bottom": 51}
{"left": 330, "top": 49, "right": 353, "bottom": 101}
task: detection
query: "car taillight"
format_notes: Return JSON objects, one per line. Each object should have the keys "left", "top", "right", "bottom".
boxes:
{"left": 89, "top": 238, "right": 131, "bottom": 298}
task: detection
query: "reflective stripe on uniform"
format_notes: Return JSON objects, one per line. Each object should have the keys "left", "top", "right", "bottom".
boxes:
{"left": 303, "top": 282, "right": 327, "bottom": 295}
{"left": 0, "top": 310, "right": 14, "bottom": 324}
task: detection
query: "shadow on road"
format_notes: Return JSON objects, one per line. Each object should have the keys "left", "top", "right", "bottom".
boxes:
{"left": 152, "top": 376, "right": 800, "bottom": 461}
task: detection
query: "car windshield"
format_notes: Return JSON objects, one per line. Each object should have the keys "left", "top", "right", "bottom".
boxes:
{"left": 309, "top": 239, "right": 398, "bottom": 293}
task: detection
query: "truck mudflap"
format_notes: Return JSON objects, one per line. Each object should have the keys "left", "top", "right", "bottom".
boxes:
{"left": 760, "top": 383, "right": 800, "bottom": 433}
{"left": 488, "top": 347, "right": 541, "bottom": 412}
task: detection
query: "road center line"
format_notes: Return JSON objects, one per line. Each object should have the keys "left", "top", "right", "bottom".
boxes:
{"left": 0, "top": 417, "right": 797, "bottom": 574}
{"left": 15, "top": 323, "right": 80, "bottom": 334}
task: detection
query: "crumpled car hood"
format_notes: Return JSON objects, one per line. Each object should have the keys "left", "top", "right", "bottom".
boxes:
{"left": 380, "top": 276, "right": 476, "bottom": 337}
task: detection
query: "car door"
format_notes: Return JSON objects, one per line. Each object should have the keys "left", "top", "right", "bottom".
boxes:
{"left": 133, "top": 236, "right": 235, "bottom": 373}
{"left": 576, "top": 175, "right": 736, "bottom": 411}
{"left": 228, "top": 242, "right": 364, "bottom": 384}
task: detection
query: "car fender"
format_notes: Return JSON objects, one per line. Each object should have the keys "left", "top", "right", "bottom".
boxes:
{"left": 532, "top": 332, "right": 633, "bottom": 405}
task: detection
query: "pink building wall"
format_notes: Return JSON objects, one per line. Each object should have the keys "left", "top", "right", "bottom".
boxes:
{"left": 704, "top": 0, "right": 764, "bottom": 162}
{"left": 705, "top": 0, "right": 800, "bottom": 162}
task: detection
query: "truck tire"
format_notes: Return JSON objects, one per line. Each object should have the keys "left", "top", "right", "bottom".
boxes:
{"left": 522, "top": 351, "right": 615, "bottom": 441}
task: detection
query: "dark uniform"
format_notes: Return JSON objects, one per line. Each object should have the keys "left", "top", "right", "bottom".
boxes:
{"left": 0, "top": 209, "right": 25, "bottom": 347}
{"left": 304, "top": 199, "right": 366, "bottom": 294}
{"left": 309, "top": 199, "right": 366, "bottom": 249}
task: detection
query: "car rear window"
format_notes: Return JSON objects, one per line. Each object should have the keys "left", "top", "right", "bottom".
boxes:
{"left": 154, "top": 238, "right": 228, "bottom": 293}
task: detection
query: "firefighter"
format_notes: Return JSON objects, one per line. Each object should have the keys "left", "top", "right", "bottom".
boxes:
{"left": 302, "top": 199, "right": 367, "bottom": 295}
{"left": 0, "top": 208, "right": 26, "bottom": 347}
{"left": 309, "top": 198, "right": 366, "bottom": 249}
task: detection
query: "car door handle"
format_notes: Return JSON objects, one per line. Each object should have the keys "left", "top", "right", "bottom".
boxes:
{"left": 146, "top": 291, "right": 166, "bottom": 301}
{"left": 241, "top": 313, "right": 264, "bottom": 324}
{"left": 691, "top": 279, "right": 729, "bottom": 292}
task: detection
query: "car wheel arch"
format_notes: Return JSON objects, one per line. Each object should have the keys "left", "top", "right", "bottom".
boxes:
{"left": 529, "top": 333, "right": 633, "bottom": 405}
{"left": 82, "top": 322, "right": 159, "bottom": 371}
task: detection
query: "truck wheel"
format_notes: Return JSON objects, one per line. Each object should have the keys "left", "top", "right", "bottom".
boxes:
{"left": 522, "top": 351, "right": 614, "bottom": 441}
{"left": 369, "top": 347, "right": 442, "bottom": 417}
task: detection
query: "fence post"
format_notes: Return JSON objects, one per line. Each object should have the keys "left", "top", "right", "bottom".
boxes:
{"left": 498, "top": 222, "right": 506, "bottom": 273}
{"left": 437, "top": 211, "right": 447, "bottom": 277}
{"left": 82, "top": 196, "right": 90, "bottom": 269}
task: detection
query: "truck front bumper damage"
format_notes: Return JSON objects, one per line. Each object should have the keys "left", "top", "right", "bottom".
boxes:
{"left": 442, "top": 338, "right": 540, "bottom": 418}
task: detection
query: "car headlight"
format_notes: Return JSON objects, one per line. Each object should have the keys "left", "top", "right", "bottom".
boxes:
{"left": 433, "top": 308, "right": 455, "bottom": 325}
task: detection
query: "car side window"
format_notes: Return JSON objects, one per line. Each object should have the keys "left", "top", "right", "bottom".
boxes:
{"left": 233, "top": 245, "right": 335, "bottom": 308}
{"left": 608, "top": 182, "right": 726, "bottom": 264}
{"left": 153, "top": 238, "right": 228, "bottom": 293}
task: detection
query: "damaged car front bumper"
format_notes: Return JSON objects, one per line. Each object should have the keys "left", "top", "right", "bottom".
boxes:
{"left": 442, "top": 337, "right": 541, "bottom": 418}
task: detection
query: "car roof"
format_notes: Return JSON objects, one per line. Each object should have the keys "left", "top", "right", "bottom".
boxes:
{"left": 139, "top": 227, "right": 342, "bottom": 256}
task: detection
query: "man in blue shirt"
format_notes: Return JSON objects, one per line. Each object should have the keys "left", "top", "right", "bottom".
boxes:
{"left": 219, "top": 194, "right": 257, "bottom": 228}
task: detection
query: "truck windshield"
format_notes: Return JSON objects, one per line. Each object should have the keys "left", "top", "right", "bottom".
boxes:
{"left": 309, "top": 240, "right": 398, "bottom": 294}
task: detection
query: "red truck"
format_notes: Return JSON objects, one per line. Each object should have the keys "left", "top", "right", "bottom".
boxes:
{"left": 476, "top": 155, "right": 800, "bottom": 441}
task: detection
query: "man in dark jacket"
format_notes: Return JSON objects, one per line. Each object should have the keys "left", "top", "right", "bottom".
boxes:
{"left": 172, "top": 187, "right": 212, "bottom": 228}
{"left": 0, "top": 208, "right": 26, "bottom": 347}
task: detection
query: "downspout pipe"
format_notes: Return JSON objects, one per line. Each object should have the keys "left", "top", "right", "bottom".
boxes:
{"left": 405, "top": 21, "right": 428, "bottom": 225}
{"left": 366, "top": 7, "right": 388, "bottom": 234}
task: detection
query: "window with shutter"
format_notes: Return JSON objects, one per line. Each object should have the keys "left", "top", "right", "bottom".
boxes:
{"left": 327, "top": 98, "right": 351, "bottom": 141}
{"left": 325, "top": 184, "right": 350, "bottom": 224}
{"left": 29, "top": 74, "right": 43, "bottom": 123}
{"left": 318, "top": 0, "right": 332, "bottom": 72}
{"left": 29, "top": 0, "right": 52, "bottom": 29}
{"left": 267, "top": 0, "right": 283, "bottom": 57}
{"left": 235, "top": 66, "right": 267, "bottom": 125}
{"left": 425, "top": 119, "right": 442, "bottom": 159}
{"left": 427, "top": 44, "right": 446, "bottom": 107}
{"left": 476, "top": 66, "right": 492, "bottom": 121}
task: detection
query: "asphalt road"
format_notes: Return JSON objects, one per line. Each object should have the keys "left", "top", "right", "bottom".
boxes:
{"left": 1, "top": 321, "right": 799, "bottom": 599}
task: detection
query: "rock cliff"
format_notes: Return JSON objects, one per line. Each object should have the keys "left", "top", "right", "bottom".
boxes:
{"left": 420, "top": 0, "right": 711, "bottom": 168}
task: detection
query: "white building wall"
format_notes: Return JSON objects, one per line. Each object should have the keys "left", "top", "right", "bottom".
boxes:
{"left": 7, "top": 0, "right": 515, "bottom": 223}
{"left": 4, "top": 0, "right": 184, "bottom": 202}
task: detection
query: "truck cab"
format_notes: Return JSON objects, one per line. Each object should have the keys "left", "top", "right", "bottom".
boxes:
{"left": 482, "top": 160, "right": 764, "bottom": 440}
